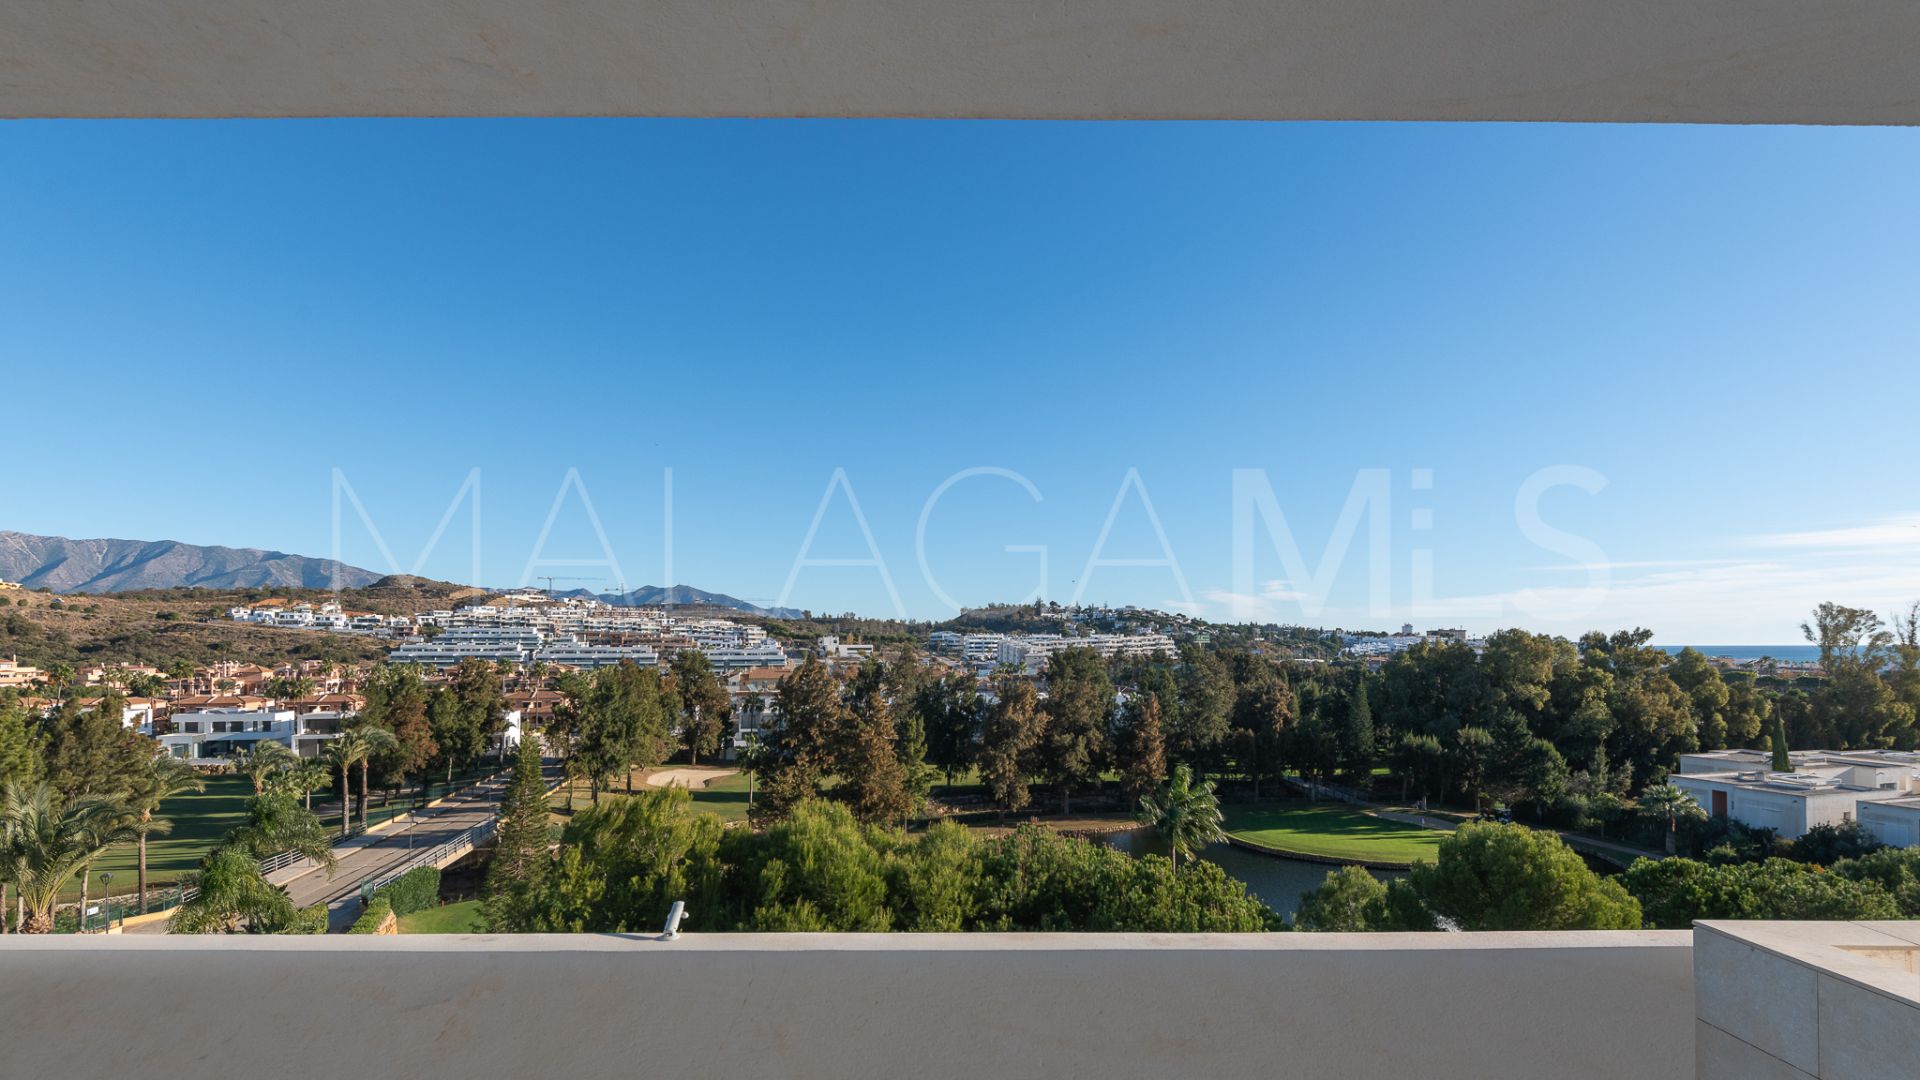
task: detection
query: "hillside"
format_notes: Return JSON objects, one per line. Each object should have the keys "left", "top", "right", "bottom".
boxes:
{"left": 0, "top": 582, "right": 474, "bottom": 669}
{"left": 0, "top": 531, "right": 383, "bottom": 593}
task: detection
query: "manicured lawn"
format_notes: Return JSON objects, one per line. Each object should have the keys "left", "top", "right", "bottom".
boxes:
{"left": 63, "top": 773, "right": 260, "bottom": 901}
{"left": 398, "top": 899, "right": 486, "bottom": 934}
{"left": 1221, "top": 802, "right": 1447, "bottom": 866}
{"left": 688, "top": 772, "right": 754, "bottom": 823}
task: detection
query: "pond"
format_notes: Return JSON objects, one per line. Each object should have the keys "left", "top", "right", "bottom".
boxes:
{"left": 1101, "top": 828, "right": 1404, "bottom": 921}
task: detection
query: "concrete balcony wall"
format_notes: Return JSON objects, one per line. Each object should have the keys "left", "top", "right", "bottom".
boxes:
{"left": 3, "top": 2, "right": 1920, "bottom": 123}
{"left": 0, "top": 931, "right": 1693, "bottom": 1080}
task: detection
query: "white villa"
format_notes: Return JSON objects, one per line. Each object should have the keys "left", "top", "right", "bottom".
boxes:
{"left": 1669, "top": 748, "right": 1920, "bottom": 841}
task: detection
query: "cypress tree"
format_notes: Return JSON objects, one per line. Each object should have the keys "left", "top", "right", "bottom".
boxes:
{"left": 1770, "top": 714, "right": 1793, "bottom": 773}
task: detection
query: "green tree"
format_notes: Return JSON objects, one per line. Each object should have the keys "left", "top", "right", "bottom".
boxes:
{"left": 231, "top": 741, "right": 295, "bottom": 796}
{"left": 1294, "top": 865, "right": 1390, "bottom": 931}
{"left": 1134, "top": 763, "right": 1223, "bottom": 872}
{"left": 917, "top": 672, "right": 980, "bottom": 792}
{"left": 1170, "top": 644, "right": 1235, "bottom": 769}
{"left": 122, "top": 756, "right": 205, "bottom": 914}
{"left": 450, "top": 656, "right": 507, "bottom": 765}
{"left": 1337, "top": 674, "right": 1377, "bottom": 779}
{"left": 361, "top": 664, "right": 436, "bottom": 793}
{"left": 978, "top": 675, "right": 1043, "bottom": 816}
{"left": 1667, "top": 648, "right": 1732, "bottom": 750}
{"left": 484, "top": 733, "right": 555, "bottom": 932}
{"left": 0, "top": 703, "right": 42, "bottom": 789}
{"left": 1621, "top": 856, "right": 1902, "bottom": 928}
{"left": 1399, "top": 821, "right": 1641, "bottom": 931}
{"left": 842, "top": 694, "right": 915, "bottom": 827}
{"left": 1639, "top": 783, "right": 1705, "bottom": 855}
{"left": 1770, "top": 713, "right": 1793, "bottom": 772}
{"left": 40, "top": 693, "right": 150, "bottom": 803}
{"left": 669, "top": 650, "right": 732, "bottom": 765}
{"left": 168, "top": 794, "right": 335, "bottom": 936}
{"left": 755, "top": 657, "right": 849, "bottom": 821}
{"left": 0, "top": 782, "right": 136, "bottom": 933}
{"left": 1036, "top": 648, "right": 1113, "bottom": 814}
{"left": 339, "top": 726, "right": 398, "bottom": 830}
{"left": 1117, "top": 692, "right": 1168, "bottom": 801}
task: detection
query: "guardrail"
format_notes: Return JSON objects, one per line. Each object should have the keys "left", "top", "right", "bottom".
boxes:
{"left": 356, "top": 819, "right": 498, "bottom": 904}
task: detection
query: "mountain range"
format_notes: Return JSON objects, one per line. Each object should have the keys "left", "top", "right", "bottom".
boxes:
{"left": 0, "top": 530, "right": 384, "bottom": 593}
{"left": 0, "top": 530, "right": 799, "bottom": 616}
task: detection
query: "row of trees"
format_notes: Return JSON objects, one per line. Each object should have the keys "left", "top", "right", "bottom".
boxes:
{"left": 544, "top": 652, "right": 732, "bottom": 805}
{"left": 485, "top": 783, "right": 1277, "bottom": 934}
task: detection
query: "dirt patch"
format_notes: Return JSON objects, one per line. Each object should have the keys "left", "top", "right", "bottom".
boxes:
{"left": 642, "top": 767, "right": 737, "bottom": 790}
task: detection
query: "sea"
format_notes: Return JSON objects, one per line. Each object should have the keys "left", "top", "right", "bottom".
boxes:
{"left": 1661, "top": 645, "right": 1822, "bottom": 663}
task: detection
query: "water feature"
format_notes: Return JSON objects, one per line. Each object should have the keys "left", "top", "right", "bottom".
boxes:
{"left": 1101, "top": 828, "right": 1404, "bottom": 921}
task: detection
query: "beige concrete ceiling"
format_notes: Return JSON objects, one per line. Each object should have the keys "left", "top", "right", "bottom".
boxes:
{"left": 2, "top": 1, "right": 1919, "bottom": 123}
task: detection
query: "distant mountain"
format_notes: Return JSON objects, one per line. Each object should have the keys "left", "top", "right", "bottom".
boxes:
{"left": 556, "top": 584, "right": 803, "bottom": 619}
{"left": 0, "top": 531, "right": 384, "bottom": 593}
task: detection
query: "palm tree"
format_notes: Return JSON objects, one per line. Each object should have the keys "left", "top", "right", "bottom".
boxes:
{"left": 287, "top": 758, "right": 328, "bottom": 813}
{"left": 122, "top": 757, "right": 206, "bottom": 914}
{"left": 171, "top": 794, "right": 336, "bottom": 934}
{"left": 335, "top": 728, "right": 397, "bottom": 830}
{"left": 231, "top": 742, "right": 295, "bottom": 796}
{"left": 1135, "top": 764, "right": 1225, "bottom": 873}
{"left": 0, "top": 783, "right": 136, "bottom": 933}
{"left": 1639, "top": 783, "right": 1705, "bottom": 855}
{"left": 321, "top": 740, "right": 360, "bottom": 837}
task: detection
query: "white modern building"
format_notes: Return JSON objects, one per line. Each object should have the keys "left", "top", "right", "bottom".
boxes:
{"left": 1857, "top": 797, "right": 1920, "bottom": 849}
{"left": 1669, "top": 749, "right": 1920, "bottom": 840}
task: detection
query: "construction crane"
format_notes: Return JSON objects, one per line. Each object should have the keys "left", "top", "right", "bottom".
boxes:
{"left": 536, "top": 575, "right": 602, "bottom": 598}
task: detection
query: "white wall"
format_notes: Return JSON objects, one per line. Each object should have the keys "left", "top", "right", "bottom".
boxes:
{"left": 0, "top": 932, "right": 1693, "bottom": 1080}
{"left": 1858, "top": 803, "right": 1920, "bottom": 849}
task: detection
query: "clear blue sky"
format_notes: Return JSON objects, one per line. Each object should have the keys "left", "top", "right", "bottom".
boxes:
{"left": 4, "top": 119, "right": 1919, "bottom": 641}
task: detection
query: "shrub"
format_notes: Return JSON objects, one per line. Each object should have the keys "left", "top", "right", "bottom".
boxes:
{"left": 1620, "top": 856, "right": 1903, "bottom": 928}
{"left": 348, "top": 897, "right": 394, "bottom": 934}
{"left": 1398, "top": 821, "right": 1642, "bottom": 931}
{"left": 371, "top": 866, "right": 442, "bottom": 917}
{"left": 284, "top": 903, "right": 328, "bottom": 935}
{"left": 1783, "top": 821, "right": 1884, "bottom": 867}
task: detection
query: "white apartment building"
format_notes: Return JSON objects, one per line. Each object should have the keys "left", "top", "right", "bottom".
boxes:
{"left": 997, "top": 632, "right": 1177, "bottom": 672}
{"left": 535, "top": 639, "right": 660, "bottom": 669}
{"left": 962, "top": 634, "right": 1004, "bottom": 665}
{"left": 1669, "top": 748, "right": 1920, "bottom": 841}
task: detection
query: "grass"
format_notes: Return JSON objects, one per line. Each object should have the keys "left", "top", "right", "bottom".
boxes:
{"left": 397, "top": 899, "right": 486, "bottom": 934}
{"left": 63, "top": 773, "right": 256, "bottom": 901}
{"left": 1221, "top": 801, "right": 1448, "bottom": 866}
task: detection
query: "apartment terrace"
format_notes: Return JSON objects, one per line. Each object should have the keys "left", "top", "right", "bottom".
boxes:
{"left": 7, "top": 3, "right": 1920, "bottom": 1079}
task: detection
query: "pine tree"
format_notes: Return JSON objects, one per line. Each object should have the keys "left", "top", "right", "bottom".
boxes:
{"left": 1118, "top": 693, "right": 1168, "bottom": 801}
{"left": 1339, "top": 675, "right": 1376, "bottom": 779}
{"left": 484, "top": 733, "right": 553, "bottom": 931}
{"left": 980, "top": 676, "right": 1043, "bottom": 816}
{"left": 0, "top": 703, "right": 43, "bottom": 788}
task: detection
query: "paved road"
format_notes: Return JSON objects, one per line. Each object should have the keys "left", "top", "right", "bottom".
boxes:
{"left": 123, "top": 765, "right": 552, "bottom": 934}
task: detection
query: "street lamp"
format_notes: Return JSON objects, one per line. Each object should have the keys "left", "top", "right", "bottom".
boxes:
{"left": 99, "top": 873, "right": 113, "bottom": 932}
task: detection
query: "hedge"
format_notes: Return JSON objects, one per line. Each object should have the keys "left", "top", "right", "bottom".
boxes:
{"left": 348, "top": 897, "right": 393, "bottom": 934}
{"left": 286, "top": 903, "right": 328, "bottom": 935}
{"left": 372, "top": 866, "right": 442, "bottom": 917}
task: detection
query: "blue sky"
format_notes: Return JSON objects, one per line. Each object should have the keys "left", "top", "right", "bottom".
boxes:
{"left": 4, "top": 119, "right": 1919, "bottom": 641}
